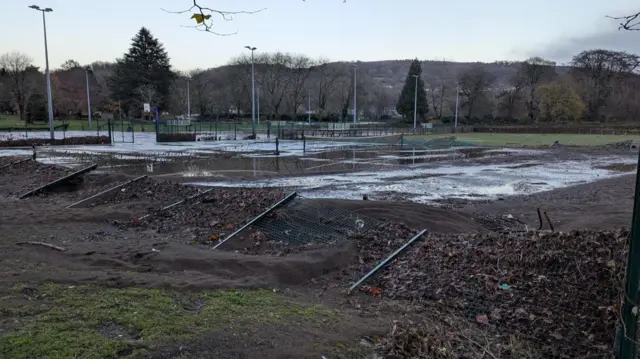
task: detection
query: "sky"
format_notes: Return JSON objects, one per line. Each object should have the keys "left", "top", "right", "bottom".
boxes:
{"left": 1, "top": 0, "right": 639, "bottom": 71}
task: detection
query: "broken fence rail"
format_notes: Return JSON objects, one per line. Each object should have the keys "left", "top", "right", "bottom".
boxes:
{"left": 19, "top": 163, "right": 98, "bottom": 199}
{"left": 138, "top": 187, "right": 215, "bottom": 221}
{"left": 348, "top": 229, "right": 427, "bottom": 293}
{"left": 0, "top": 157, "right": 31, "bottom": 170}
{"left": 66, "top": 175, "right": 148, "bottom": 209}
{"left": 213, "top": 191, "right": 298, "bottom": 250}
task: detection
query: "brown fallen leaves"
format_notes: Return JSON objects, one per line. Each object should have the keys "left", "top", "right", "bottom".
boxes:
{"left": 369, "top": 229, "right": 628, "bottom": 358}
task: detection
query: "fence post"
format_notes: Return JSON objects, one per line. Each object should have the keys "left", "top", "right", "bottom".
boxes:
{"left": 303, "top": 134, "right": 306, "bottom": 154}
{"left": 234, "top": 122, "right": 237, "bottom": 140}
{"left": 618, "top": 149, "right": 640, "bottom": 359}
{"left": 275, "top": 137, "right": 280, "bottom": 155}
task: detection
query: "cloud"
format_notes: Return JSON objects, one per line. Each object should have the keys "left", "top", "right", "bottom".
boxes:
{"left": 535, "top": 30, "right": 640, "bottom": 64}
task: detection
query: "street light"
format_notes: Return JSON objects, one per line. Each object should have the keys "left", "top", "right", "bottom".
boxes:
{"left": 186, "top": 76, "right": 191, "bottom": 121}
{"left": 454, "top": 82, "right": 460, "bottom": 130}
{"left": 412, "top": 75, "right": 418, "bottom": 132}
{"left": 307, "top": 90, "right": 311, "bottom": 124}
{"left": 85, "top": 66, "right": 92, "bottom": 128}
{"left": 29, "top": 5, "right": 54, "bottom": 140}
{"left": 245, "top": 45, "right": 257, "bottom": 135}
{"left": 352, "top": 64, "right": 357, "bottom": 124}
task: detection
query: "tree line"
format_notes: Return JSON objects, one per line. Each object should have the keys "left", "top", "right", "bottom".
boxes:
{"left": 1, "top": 26, "right": 639, "bottom": 125}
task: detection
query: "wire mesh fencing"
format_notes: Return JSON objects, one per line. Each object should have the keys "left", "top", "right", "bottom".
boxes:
{"left": 227, "top": 195, "right": 383, "bottom": 252}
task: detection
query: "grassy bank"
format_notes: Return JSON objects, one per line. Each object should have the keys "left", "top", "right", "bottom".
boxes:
{"left": 406, "top": 132, "right": 639, "bottom": 147}
{"left": 0, "top": 115, "right": 155, "bottom": 132}
{"left": 0, "top": 283, "right": 340, "bottom": 359}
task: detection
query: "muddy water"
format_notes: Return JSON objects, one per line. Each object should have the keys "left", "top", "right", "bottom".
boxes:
{"left": 34, "top": 146, "right": 507, "bottom": 180}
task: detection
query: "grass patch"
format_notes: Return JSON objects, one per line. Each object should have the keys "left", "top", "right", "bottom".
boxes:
{"left": 406, "top": 133, "right": 640, "bottom": 147}
{"left": 0, "top": 283, "right": 335, "bottom": 359}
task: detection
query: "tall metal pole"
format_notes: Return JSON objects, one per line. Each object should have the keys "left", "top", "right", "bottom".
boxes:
{"left": 308, "top": 90, "right": 311, "bottom": 123}
{"left": 413, "top": 75, "right": 418, "bottom": 131}
{"left": 353, "top": 64, "right": 357, "bottom": 124}
{"left": 257, "top": 87, "right": 260, "bottom": 126}
{"left": 454, "top": 82, "right": 460, "bottom": 129}
{"left": 30, "top": 7, "right": 56, "bottom": 140}
{"left": 85, "top": 68, "right": 92, "bottom": 128}
{"left": 245, "top": 46, "right": 257, "bottom": 135}
{"left": 186, "top": 77, "right": 191, "bottom": 120}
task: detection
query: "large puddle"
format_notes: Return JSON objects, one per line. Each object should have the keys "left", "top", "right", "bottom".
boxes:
{"left": 188, "top": 155, "right": 637, "bottom": 204}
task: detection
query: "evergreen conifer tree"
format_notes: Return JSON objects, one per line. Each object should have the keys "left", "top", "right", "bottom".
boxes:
{"left": 396, "top": 59, "right": 428, "bottom": 122}
{"left": 108, "top": 27, "right": 174, "bottom": 114}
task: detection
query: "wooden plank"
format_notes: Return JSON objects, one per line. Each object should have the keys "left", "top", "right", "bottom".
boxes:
{"left": 213, "top": 192, "right": 297, "bottom": 250}
{"left": 0, "top": 158, "right": 31, "bottom": 170}
{"left": 66, "top": 175, "right": 147, "bottom": 209}
{"left": 19, "top": 163, "right": 98, "bottom": 199}
{"left": 138, "top": 188, "right": 215, "bottom": 221}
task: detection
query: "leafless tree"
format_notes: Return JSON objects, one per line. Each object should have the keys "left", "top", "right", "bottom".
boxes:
{"left": 517, "top": 57, "right": 556, "bottom": 121}
{"left": 288, "top": 55, "right": 315, "bottom": 115}
{"left": 570, "top": 49, "right": 640, "bottom": 120}
{"left": 423, "top": 59, "right": 455, "bottom": 119}
{"left": 457, "top": 65, "right": 496, "bottom": 119}
{"left": 136, "top": 84, "right": 158, "bottom": 112}
{"left": 496, "top": 64, "right": 527, "bottom": 119}
{"left": 0, "top": 52, "right": 37, "bottom": 121}
{"left": 310, "top": 62, "right": 341, "bottom": 115}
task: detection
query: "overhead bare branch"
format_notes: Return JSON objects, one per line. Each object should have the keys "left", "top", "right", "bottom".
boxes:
{"left": 162, "top": 0, "right": 265, "bottom": 36}
{"left": 164, "top": 1, "right": 346, "bottom": 35}
{"left": 607, "top": 11, "right": 640, "bottom": 31}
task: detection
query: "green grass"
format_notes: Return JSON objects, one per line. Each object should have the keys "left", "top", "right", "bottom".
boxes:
{"left": 0, "top": 283, "right": 335, "bottom": 359}
{"left": 407, "top": 132, "right": 640, "bottom": 147}
{"left": 0, "top": 115, "right": 156, "bottom": 132}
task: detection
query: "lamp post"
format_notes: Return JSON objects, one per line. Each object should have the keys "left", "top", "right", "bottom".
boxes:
{"left": 352, "top": 64, "right": 357, "bottom": 124}
{"left": 29, "top": 5, "right": 54, "bottom": 140}
{"left": 454, "top": 82, "right": 460, "bottom": 129}
{"left": 412, "top": 75, "right": 418, "bottom": 132}
{"left": 257, "top": 87, "right": 260, "bottom": 126}
{"left": 308, "top": 90, "right": 311, "bottom": 124}
{"left": 244, "top": 45, "right": 257, "bottom": 135}
{"left": 186, "top": 76, "right": 191, "bottom": 121}
{"left": 85, "top": 66, "right": 92, "bottom": 128}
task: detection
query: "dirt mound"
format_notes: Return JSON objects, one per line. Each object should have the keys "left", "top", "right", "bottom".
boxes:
{"left": 138, "top": 188, "right": 286, "bottom": 244}
{"left": 2, "top": 238, "right": 358, "bottom": 290}
{"left": 317, "top": 199, "right": 485, "bottom": 232}
{"left": 89, "top": 176, "right": 202, "bottom": 213}
{"left": 0, "top": 160, "right": 74, "bottom": 197}
{"left": 366, "top": 229, "right": 627, "bottom": 358}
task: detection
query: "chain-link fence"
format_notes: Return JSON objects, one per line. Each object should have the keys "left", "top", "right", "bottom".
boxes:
{"left": 217, "top": 194, "right": 382, "bottom": 252}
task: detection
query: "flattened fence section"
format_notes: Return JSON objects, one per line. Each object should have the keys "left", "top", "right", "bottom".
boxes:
{"left": 215, "top": 194, "right": 382, "bottom": 249}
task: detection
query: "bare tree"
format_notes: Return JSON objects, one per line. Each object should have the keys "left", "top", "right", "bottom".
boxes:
{"left": 288, "top": 55, "right": 315, "bottom": 116}
{"left": 496, "top": 64, "right": 527, "bottom": 119}
{"left": 570, "top": 49, "right": 640, "bottom": 120}
{"left": 457, "top": 65, "right": 496, "bottom": 119}
{"left": 0, "top": 52, "right": 37, "bottom": 121}
{"left": 518, "top": 57, "right": 556, "bottom": 121}
{"left": 423, "top": 59, "right": 455, "bottom": 119}
{"left": 136, "top": 84, "right": 158, "bottom": 114}
{"left": 311, "top": 61, "right": 341, "bottom": 116}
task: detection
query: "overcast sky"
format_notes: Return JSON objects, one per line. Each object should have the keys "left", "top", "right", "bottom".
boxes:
{"left": 1, "top": 0, "right": 638, "bottom": 70}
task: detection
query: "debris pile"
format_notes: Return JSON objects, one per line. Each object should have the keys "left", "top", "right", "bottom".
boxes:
{"left": 91, "top": 177, "right": 202, "bottom": 209}
{"left": 142, "top": 188, "right": 286, "bottom": 242}
{"left": 0, "top": 159, "right": 75, "bottom": 196}
{"left": 369, "top": 229, "right": 628, "bottom": 358}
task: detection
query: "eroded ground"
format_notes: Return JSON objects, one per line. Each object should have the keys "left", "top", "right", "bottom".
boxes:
{"left": 0, "top": 142, "right": 636, "bottom": 358}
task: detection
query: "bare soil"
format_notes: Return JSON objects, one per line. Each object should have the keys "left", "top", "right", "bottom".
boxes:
{"left": 0, "top": 146, "right": 636, "bottom": 358}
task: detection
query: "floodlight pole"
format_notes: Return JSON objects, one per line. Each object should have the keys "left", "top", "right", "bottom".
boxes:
{"left": 186, "top": 77, "right": 191, "bottom": 121}
{"left": 30, "top": 5, "right": 55, "bottom": 140}
{"left": 85, "top": 67, "right": 92, "bottom": 128}
{"left": 353, "top": 64, "right": 357, "bottom": 124}
{"left": 245, "top": 45, "right": 257, "bottom": 135}
{"left": 412, "top": 75, "right": 418, "bottom": 132}
{"left": 308, "top": 90, "right": 311, "bottom": 123}
{"left": 454, "top": 82, "right": 460, "bottom": 129}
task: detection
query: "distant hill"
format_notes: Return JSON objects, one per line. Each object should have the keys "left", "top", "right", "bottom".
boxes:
{"left": 347, "top": 59, "right": 572, "bottom": 93}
